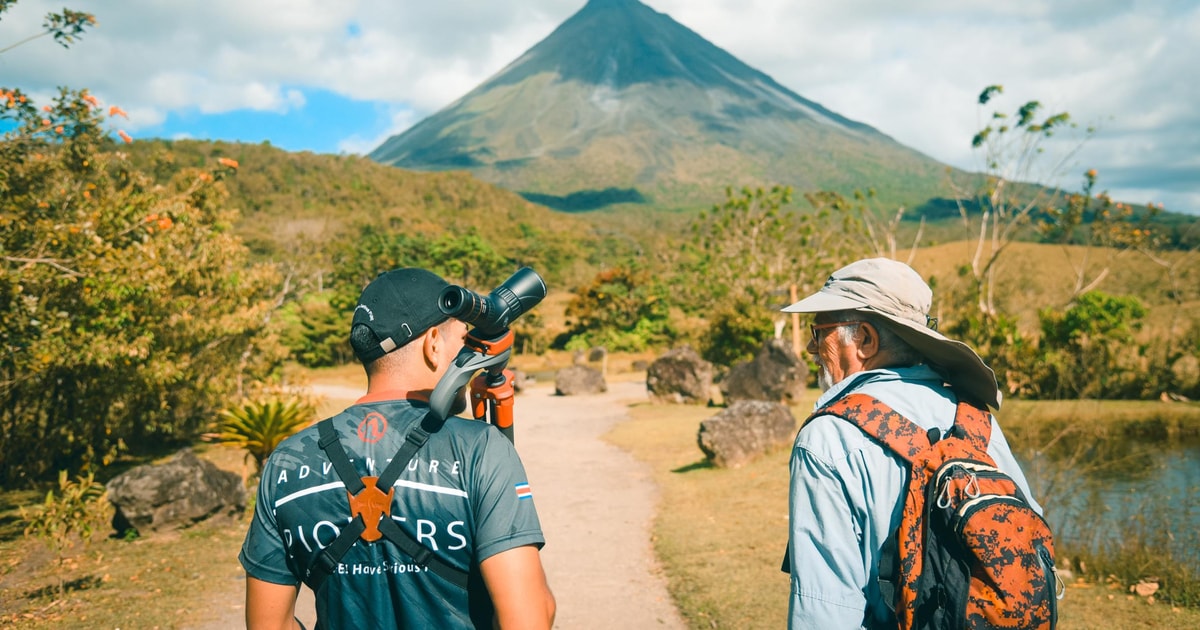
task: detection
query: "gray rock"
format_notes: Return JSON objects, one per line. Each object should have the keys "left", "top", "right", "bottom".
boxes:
{"left": 555, "top": 364, "right": 607, "bottom": 396}
{"left": 587, "top": 346, "right": 608, "bottom": 362}
{"left": 106, "top": 448, "right": 246, "bottom": 535}
{"left": 510, "top": 368, "right": 532, "bottom": 393}
{"left": 721, "top": 338, "right": 809, "bottom": 404}
{"left": 646, "top": 346, "right": 713, "bottom": 405}
{"left": 697, "top": 400, "right": 797, "bottom": 468}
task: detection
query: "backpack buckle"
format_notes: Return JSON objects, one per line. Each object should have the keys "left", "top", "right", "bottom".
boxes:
{"left": 347, "top": 476, "right": 395, "bottom": 542}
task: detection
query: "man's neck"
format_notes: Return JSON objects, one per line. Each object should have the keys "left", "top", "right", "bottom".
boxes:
{"left": 356, "top": 387, "right": 432, "bottom": 404}
{"left": 361, "top": 369, "right": 437, "bottom": 404}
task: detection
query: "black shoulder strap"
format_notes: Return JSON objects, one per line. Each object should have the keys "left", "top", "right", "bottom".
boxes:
{"left": 305, "top": 412, "right": 469, "bottom": 593}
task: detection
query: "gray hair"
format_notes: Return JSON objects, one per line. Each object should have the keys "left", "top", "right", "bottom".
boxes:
{"left": 826, "top": 311, "right": 924, "bottom": 368}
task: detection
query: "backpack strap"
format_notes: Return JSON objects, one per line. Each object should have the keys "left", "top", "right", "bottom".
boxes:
{"left": 809, "top": 393, "right": 927, "bottom": 627}
{"left": 811, "top": 393, "right": 997, "bottom": 630}
{"left": 813, "top": 394, "right": 994, "bottom": 456}
{"left": 949, "top": 399, "right": 992, "bottom": 451}
{"left": 813, "top": 393, "right": 933, "bottom": 462}
{"left": 305, "top": 411, "right": 469, "bottom": 593}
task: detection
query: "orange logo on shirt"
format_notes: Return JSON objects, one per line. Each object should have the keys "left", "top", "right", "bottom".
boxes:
{"left": 357, "top": 412, "right": 388, "bottom": 443}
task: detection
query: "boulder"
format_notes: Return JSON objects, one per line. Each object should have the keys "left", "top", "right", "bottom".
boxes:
{"left": 555, "top": 364, "right": 607, "bottom": 396}
{"left": 646, "top": 346, "right": 713, "bottom": 405}
{"left": 510, "top": 368, "right": 532, "bottom": 393}
{"left": 697, "top": 400, "right": 797, "bottom": 468}
{"left": 721, "top": 338, "right": 809, "bottom": 405}
{"left": 106, "top": 448, "right": 246, "bottom": 535}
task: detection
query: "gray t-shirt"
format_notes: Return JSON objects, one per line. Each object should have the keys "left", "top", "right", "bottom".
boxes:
{"left": 239, "top": 398, "right": 544, "bottom": 629}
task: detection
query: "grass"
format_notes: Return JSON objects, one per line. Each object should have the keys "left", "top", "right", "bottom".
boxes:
{"left": 604, "top": 390, "right": 1200, "bottom": 630}
{"left": 1000, "top": 398, "right": 1200, "bottom": 442}
{"left": 0, "top": 443, "right": 253, "bottom": 629}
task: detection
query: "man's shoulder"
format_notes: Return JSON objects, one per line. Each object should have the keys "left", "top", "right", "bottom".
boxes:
{"left": 795, "top": 413, "right": 873, "bottom": 462}
{"left": 798, "top": 378, "right": 954, "bottom": 460}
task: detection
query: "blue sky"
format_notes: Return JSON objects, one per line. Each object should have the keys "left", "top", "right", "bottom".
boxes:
{"left": 2, "top": 0, "right": 1197, "bottom": 214}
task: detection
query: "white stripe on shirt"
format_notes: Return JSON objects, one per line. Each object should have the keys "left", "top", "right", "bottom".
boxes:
{"left": 273, "top": 479, "right": 468, "bottom": 509}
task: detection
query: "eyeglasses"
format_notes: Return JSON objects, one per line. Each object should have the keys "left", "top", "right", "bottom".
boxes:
{"left": 809, "top": 321, "right": 865, "bottom": 343}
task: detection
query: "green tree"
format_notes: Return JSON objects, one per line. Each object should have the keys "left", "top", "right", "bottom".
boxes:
{"left": 275, "top": 290, "right": 353, "bottom": 367}
{"left": 699, "top": 297, "right": 775, "bottom": 366}
{"left": 561, "top": 266, "right": 672, "bottom": 352}
{"left": 330, "top": 226, "right": 512, "bottom": 295}
{"left": 682, "top": 185, "right": 863, "bottom": 365}
{"left": 943, "top": 85, "right": 1195, "bottom": 401}
{"left": 0, "top": 2, "right": 95, "bottom": 55}
{"left": 2, "top": 10, "right": 287, "bottom": 482}
{"left": 1, "top": 88, "right": 286, "bottom": 482}
{"left": 952, "top": 85, "right": 1080, "bottom": 321}
{"left": 278, "top": 227, "right": 520, "bottom": 367}
{"left": 1035, "top": 291, "right": 1147, "bottom": 399}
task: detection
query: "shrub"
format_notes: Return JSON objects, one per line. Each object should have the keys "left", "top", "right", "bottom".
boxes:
{"left": 1, "top": 86, "right": 286, "bottom": 483}
{"left": 20, "top": 469, "right": 112, "bottom": 594}
{"left": 700, "top": 299, "right": 774, "bottom": 367}
{"left": 212, "top": 398, "right": 315, "bottom": 472}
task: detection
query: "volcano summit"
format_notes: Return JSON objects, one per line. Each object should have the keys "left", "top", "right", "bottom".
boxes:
{"left": 370, "top": 0, "right": 949, "bottom": 210}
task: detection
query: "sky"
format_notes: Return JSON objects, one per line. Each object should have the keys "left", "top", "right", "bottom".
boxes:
{"left": 2, "top": 0, "right": 1197, "bottom": 214}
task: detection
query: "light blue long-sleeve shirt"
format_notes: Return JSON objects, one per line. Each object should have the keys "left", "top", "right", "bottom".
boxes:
{"left": 787, "top": 365, "right": 1039, "bottom": 630}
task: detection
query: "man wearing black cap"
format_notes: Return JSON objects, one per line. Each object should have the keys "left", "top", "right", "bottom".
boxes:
{"left": 780, "top": 258, "right": 1040, "bottom": 629}
{"left": 240, "top": 268, "right": 555, "bottom": 629}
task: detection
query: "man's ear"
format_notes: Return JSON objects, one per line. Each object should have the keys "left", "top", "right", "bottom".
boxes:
{"left": 856, "top": 322, "right": 880, "bottom": 361}
{"left": 422, "top": 325, "right": 441, "bottom": 370}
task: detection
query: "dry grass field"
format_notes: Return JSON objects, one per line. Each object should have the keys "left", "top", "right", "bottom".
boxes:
{"left": 908, "top": 240, "right": 1198, "bottom": 334}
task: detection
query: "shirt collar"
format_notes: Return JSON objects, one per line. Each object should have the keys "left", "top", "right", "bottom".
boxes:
{"left": 355, "top": 388, "right": 431, "bottom": 405}
{"left": 814, "top": 364, "right": 942, "bottom": 410}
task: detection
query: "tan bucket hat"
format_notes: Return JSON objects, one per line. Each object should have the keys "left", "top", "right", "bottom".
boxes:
{"left": 782, "top": 258, "right": 1002, "bottom": 409}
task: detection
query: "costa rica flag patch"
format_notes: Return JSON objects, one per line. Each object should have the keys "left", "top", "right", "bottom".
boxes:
{"left": 514, "top": 482, "right": 533, "bottom": 500}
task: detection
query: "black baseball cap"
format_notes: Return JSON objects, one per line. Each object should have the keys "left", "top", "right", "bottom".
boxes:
{"left": 351, "top": 268, "right": 451, "bottom": 362}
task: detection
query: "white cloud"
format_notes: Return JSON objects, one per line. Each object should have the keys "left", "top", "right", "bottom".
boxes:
{"left": 338, "top": 108, "right": 420, "bottom": 155}
{"left": 2, "top": 0, "right": 1196, "bottom": 212}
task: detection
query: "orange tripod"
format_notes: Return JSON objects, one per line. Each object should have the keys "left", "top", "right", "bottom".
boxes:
{"left": 429, "top": 327, "right": 519, "bottom": 443}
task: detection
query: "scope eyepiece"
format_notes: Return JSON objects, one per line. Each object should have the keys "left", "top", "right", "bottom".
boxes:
{"left": 438, "top": 267, "right": 547, "bottom": 339}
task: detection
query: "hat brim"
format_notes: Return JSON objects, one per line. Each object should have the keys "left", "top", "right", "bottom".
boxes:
{"left": 783, "top": 287, "right": 1002, "bottom": 409}
{"left": 782, "top": 292, "right": 868, "bottom": 313}
{"left": 877, "top": 316, "right": 1002, "bottom": 410}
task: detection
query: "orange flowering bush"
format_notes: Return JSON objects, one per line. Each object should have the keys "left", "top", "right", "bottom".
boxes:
{"left": 1, "top": 8, "right": 288, "bottom": 483}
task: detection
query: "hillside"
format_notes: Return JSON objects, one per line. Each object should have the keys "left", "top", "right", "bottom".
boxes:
{"left": 369, "top": 0, "right": 953, "bottom": 212}
{"left": 120, "top": 139, "right": 617, "bottom": 288}
{"left": 909, "top": 240, "right": 1199, "bottom": 334}
{"left": 118, "top": 138, "right": 1197, "bottom": 332}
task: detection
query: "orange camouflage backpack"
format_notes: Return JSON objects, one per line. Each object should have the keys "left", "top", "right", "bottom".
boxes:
{"left": 814, "top": 393, "right": 1063, "bottom": 630}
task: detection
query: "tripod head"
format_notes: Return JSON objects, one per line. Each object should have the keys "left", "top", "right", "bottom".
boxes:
{"left": 427, "top": 268, "right": 546, "bottom": 442}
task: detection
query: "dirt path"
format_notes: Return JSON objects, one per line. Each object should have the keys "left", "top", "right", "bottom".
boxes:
{"left": 193, "top": 378, "right": 685, "bottom": 629}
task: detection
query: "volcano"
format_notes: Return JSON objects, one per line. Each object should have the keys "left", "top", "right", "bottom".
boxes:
{"left": 369, "top": 0, "right": 950, "bottom": 211}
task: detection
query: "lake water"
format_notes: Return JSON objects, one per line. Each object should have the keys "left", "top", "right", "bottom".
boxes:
{"left": 1018, "top": 438, "right": 1200, "bottom": 568}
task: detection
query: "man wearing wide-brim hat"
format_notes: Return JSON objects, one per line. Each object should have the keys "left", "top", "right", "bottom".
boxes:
{"left": 780, "top": 258, "right": 1041, "bottom": 629}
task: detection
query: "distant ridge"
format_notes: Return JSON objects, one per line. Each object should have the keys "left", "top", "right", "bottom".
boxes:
{"left": 370, "top": 0, "right": 952, "bottom": 210}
